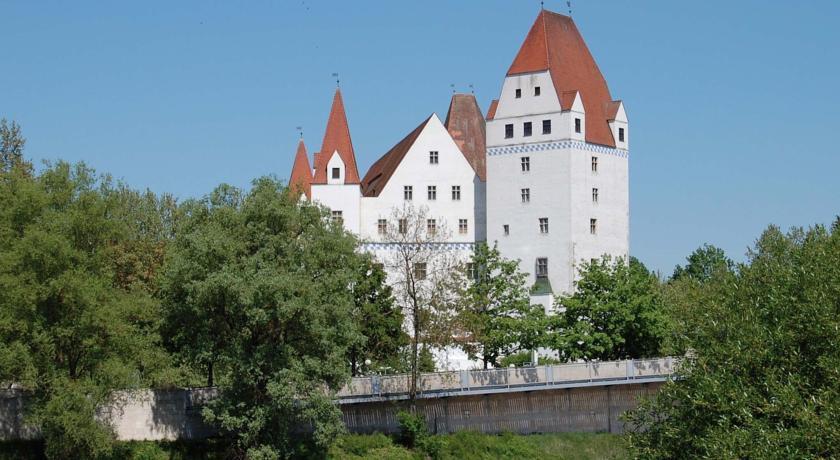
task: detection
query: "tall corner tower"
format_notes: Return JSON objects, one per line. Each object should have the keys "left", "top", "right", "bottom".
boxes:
{"left": 485, "top": 10, "right": 630, "bottom": 310}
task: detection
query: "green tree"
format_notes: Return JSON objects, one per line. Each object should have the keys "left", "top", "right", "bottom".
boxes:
{"left": 457, "top": 243, "right": 544, "bottom": 369}
{"left": 546, "top": 256, "right": 667, "bottom": 362}
{"left": 0, "top": 161, "right": 176, "bottom": 458}
{"left": 0, "top": 118, "right": 30, "bottom": 173}
{"left": 627, "top": 221, "right": 840, "bottom": 458}
{"left": 160, "top": 177, "right": 367, "bottom": 458}
{"left": 670, "top": 243, "right": 734, "bottom": 282}
{"left": 348, "top": 256, "right": 407, "bottom": 376}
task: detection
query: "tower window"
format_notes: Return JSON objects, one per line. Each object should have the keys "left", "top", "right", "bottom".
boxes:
{"left": 404, "top": 185, "right": 413, "bottom": 200}
{"left": 618, "top": 127, "right": 625, "bottom": 142}
{"left": 451, "top": 185, "right": 461, "bottom": 200}
{"left": 331, "top": 167, "right": 340, "bottom": 179}
{"left": 521, "top": 157, "right": 530, "bottom": 172}
{"left": 503, "top": 224, "right": 510, "bottom": 236}
{"left": 539, "top": 217, "right": 549, "bottom": 234}
{"left": 414, "top": 263, "right": 427, "bottom": 280}
{"left": 542, "top": 119, "right": 551, "bottom": 134}
{"left": 523, "top": 122, "right": 532, "bottom": 137}
{"left": 505, "top": 124, "right": 513, "bottom": 139}
{"left": 515, "top": 88, "right": 522, "bottom": 98}
{"left": 534, "top": 86, "right": 541, "bottom": 96}
{"left": 459, "top": 219, "right": 468, "bottom": 234}
{"left": 592, "top": 188, "right": 599, "bottom": 203}
{"left": 575, "top": 118, "right": 582, "bottom": 133}
{"left": 429, "top": 151, "right": 439, "bottom": 164}
{"left": 536, "top": 258, "right": 548, "bottom": 278}
{"left": 591, "top": 156, "right": 598, "bottom": 173}
{"left": 521, "top": 188, "right": 530, "bottom": 203}
{"left": 590, "top": 218, "right": 598, "bottom": 235}
{"left": 427, "top": 185, "right": 437, "bottom": 200}
{"left": 399, "top": 218, "right": 408, "bottom": 234}
{"left": 378, "top": 219, "right": 387, "bottom": 234}
{"left": 331, "top": 210, "right": 343, "bottom": 225}
{"left": 427, "top": 219, "right": 437, "bottom": 235}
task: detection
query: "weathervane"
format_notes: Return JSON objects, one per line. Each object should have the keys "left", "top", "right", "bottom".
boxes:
{"left": 567, "top": 1, "right": 572, "bottom": 15}
{"left": 450, "top": 83, "right": 456, "bottom": 94}
{"left": 332, "top": 72, "right": 340, "bottom": 87}
{"left": 469, "top": 84, "right": 474, "bottom": 94}
{"left": 296, "top": 126, "right": 303, "bottom": 138}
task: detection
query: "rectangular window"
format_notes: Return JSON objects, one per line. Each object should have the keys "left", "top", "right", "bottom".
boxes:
{"left": 503, "top": 224, "right": 510, "bottom": 236}
{"left": 377, "top": 219, "right": 387, "bottom": 234}
{"left": 451, "top": 185, "right": 461, "bottom": 200}
{"left": 427, "top": 185, "right": 437, "bottom": 200}
{"left": 521, "top": 157, "right": 530, "bottom": 172}
{"left": 399, "top": 218, "right": 408, "bottom": 234}
{"left": 539, "top": 217, "right": 549, "bottom": 234}
{"left": 536, "top": 258, "right": 548, "bottom": 278}
{"left": 515, "top": 88, "right": 522, "bottom": 98}
{"left": 429, "top": 150, "right": 439, "bottom": 164}
{"left": 592, "top": 188, "right": 599, "bottom": 203}
{"left": 427, "top": 219, "right": 436, "bottom": 235}
{"left": 542, "top": 119, "right": 551, "bottom": 134}
{"left": 523, "top": 122, "right": 532, "bottom": 137}
{"left": 459, "top": 219, "right": 468, "bottom": 234}
{"left": 404, "top": 185, "right": 413, "bottom": 200}
{"left": 521, "top": 188, "right": 530, "bottom": 203}
{"left": 575, "top": 118, "right": 582, "bottom": 133}
{"left": 505, "top": 124, "right": 514, "bottom": 139}
{"left": 331, "top": 167, "right": 340, "bottom": 179}
{"left": 591, "top": 156, "right": 598, "bottom": 173}
{"left": 331, "top": 210, "right": 343, "bottom": 225}
{"left": 414, "top": 263, "right": 427, "bottom": 280}
{"left": 618, "top": 127, "right": 625, "bottom": 142}
{"left": 590, "top": 218, "right": 597, "bottom": 235}
{"left": 534, "top": 86, "right": 541, "bottom": 96}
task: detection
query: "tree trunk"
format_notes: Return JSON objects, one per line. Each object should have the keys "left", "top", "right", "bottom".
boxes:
{"left": 207, "top": 361, "right": 214, "bottom": 387}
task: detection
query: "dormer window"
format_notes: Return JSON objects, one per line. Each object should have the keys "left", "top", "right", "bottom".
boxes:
{"left": 618, "top": 127, "right": 625, "bottom": 142}
{"left": 515, "top": 88, "right": 522, "bottom": 98}
{"left": 575, "top": 118, "right": 582, "bottom": 134}
{"left": 429, "top": 150, "right": 439, "bottom": 164}
{"left": 331, "top": 167, "right": 340, "bottom": 179}
{"left": 505, "top": 124, "right": 513, "bottom": 139}
{"left": 534, "top": 86, "right": 541, "bottom": 96}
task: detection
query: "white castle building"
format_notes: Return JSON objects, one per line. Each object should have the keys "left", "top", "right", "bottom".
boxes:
{"left": 289, "top": 10, "right": 629, "bottom": 366}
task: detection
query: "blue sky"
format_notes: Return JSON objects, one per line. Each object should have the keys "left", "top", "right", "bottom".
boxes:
{"left": 2, "top": 0, "right": 839, "bottom": 275}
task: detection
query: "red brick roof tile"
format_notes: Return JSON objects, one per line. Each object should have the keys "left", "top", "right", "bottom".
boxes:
{"left": 289, "top": 139, "right": 312, "bottom": 198}
{"left": 445, "top": 94, "right": 486, "bottom": 181}
{"left": 486, "top": 99, "right": 499, "bottom": 120}
{"left": 312, "top": 89, "right": 361, "bottom": 184}
{"left": 508, "top": 10, "right": 616, "bottom": 147}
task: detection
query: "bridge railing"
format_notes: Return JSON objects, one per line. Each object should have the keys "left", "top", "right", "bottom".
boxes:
{"left": 337, "top": 356, "right": 677, "bottom": 400}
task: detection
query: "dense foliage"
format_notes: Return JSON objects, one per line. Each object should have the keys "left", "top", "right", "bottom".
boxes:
{"left": 546, "top": 256, "right": 667, "bottom": 362}
{"left": 627, "top": 221, "right": 840, "bottom": 458}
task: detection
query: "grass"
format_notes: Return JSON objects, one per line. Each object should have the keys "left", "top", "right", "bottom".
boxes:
{"left": 328, "top": 432, "right": 628, "bottom": 460}
{"left": 1, "top": 432, "right": 627, "bottom": 460}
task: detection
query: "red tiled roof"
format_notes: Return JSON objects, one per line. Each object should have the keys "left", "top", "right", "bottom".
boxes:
{"left": 486, "top": 99, "right": 499, "bottom": 121}
{"left": 312, "top": 89, "right": 361, "bottom": 184}
{"left": 289, "top": 139, "right": 312, "bottom": 199}
{"left": 507, "top": 10, "right": 616, "bottom": 147}
{"left": 559, "top": 90, "right": 579, "bottom": 111}
{"left": 604, "top": 100, "right": 622, "bottom": 120}
{"left": 445, "top": 94, "right": 486, "bottom": 181}
{"left": 361, "top": 115, "right": 433, "bottom": 197}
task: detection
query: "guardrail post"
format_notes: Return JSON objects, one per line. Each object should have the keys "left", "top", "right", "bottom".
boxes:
{"left": 460, "top": 370, "right": 470, "bottom": 392}
{"left": 628, "top": 360, "right": 635, "bottom": 379}
{"left": 372, "top": 376, "right": 381, "bottom": 396}
{"left": 546, "top": 365, "right": 553, "bottom": 385}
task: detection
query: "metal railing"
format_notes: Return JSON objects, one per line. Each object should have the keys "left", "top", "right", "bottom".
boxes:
{"left": 337, "top": 357, "right": 677, "bottom": 403}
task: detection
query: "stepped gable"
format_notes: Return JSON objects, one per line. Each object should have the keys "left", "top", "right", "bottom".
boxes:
{"left": 444, "top": 93, "right": 486, "bottom": 181}
{"left": 289, "top": 139, "right": 312, "bottom": 198}
{"left": 361, "top": 115, "right": 433, "bottom": 197}
{"left": 312, "top": 89, "right": 361, "bottom": 183}
{"left": 508, "top": 10, "right": 616, "bottom": 147}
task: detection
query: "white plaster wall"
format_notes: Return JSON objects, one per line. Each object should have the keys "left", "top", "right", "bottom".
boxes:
{"left": 311, "top": 183, "right": 361, "bottom": 234}
{"left": 326, "top": 152, "right": 346, "bottom": 185}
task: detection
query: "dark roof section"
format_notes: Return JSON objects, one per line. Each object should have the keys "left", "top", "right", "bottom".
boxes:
{"left": 312, "top": 89, "right": 361, "bottom": 184}
{"left": 361, "top": 115, "right": 433, "bottom": 197}
{"left": 507, "top": 10, "right": 616, "bottom": 147}
{"left": 289, "top": 139, "right": 312, "bottom": 198}
{"left": 444, "top": 94, "right": 486, "bottom": 181}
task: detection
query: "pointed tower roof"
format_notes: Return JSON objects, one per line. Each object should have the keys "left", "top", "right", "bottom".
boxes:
{"left": 444, "top": 93, "right": 486, "bottom": 181}
{"left": 289, "top": 139, "right": 312, "bottom": 198}
{"left": 312, "top": 89, "right": 361, "bottom": 184}
{"left": 508, "top": 10, "right": 616, "bottom": 147}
